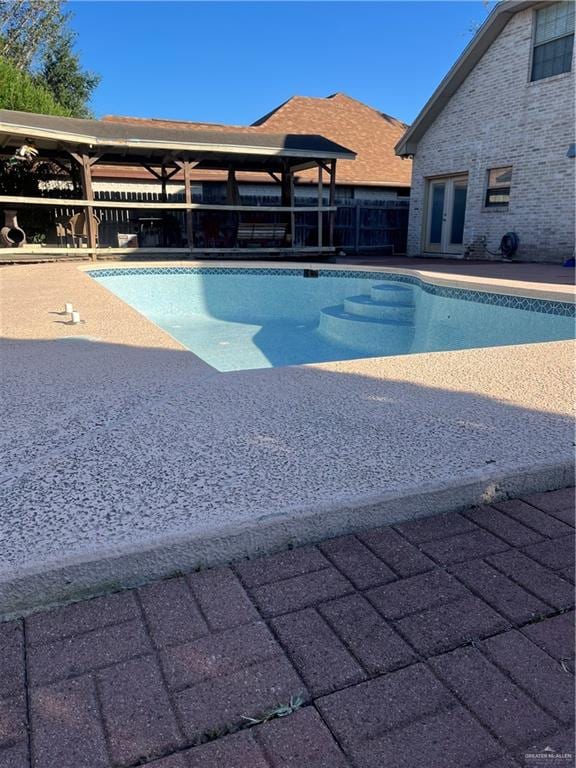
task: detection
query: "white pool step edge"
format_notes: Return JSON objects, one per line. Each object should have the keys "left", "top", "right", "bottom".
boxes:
{"left": 344, "top": 295, "right": 416, "bottom": 321}
{"left": 318, "top": 305, "right": 414, "bottom": 353}
{"left": 370, "top": 283, "right": 415, "bottom": 303}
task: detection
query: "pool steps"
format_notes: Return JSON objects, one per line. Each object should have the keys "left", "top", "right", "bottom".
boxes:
{"left": 343, "top": 295, "right": 415, "bottom": 322}
{"left": 369, "top": 283, "right": 414, "bottom": 304}
{"left": 319, "top": 283, "right": 415, "bottom": 351}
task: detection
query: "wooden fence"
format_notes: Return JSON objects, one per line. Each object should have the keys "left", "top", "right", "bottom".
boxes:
{"left": 39, "top": 189, "right": 409, "bottom": 254}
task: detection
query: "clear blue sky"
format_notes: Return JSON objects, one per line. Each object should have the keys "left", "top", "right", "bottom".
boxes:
{"left": 69, "top": 1, "right": 492, "bottom": 125}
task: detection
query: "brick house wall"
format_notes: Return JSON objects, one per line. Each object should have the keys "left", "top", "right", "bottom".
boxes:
{"left": 407, "top": 7, "right": 575, "bottom": 262}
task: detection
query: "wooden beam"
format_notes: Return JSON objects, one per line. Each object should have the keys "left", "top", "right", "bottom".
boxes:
{"left": 317, "top": 163, "right": 323, "bottom": 249}
{"left": 267, "top": 171, "right": 282, "bottom": 184}
{"left": 142, "top": 164, "right": 181, "bottom": 182}
{"left": 69, "top": 152, "right": 98, "bottom": 259}
{"left": 69, "top": 151, "right": 101, "bottom": 167}
{"left": 329, "top": 159, "right": 337, "bottom": 248}
{"left": 287, "top": 161, "right": 317, "bottom": 173}
{"left": 0, "top": 245, "right": 337, "bottom": 260}
{"left": 142, "top": 164, "right": 163, "bottom": 181}
{"left": 160, "top": 165, "right": 168, "bottom": 204}
{"left": 174, "top": 160, "right": 200, "bottom": 171}
{"left": 0, "top": 195, "right": 335, "bottom": 213}
{"left": 165, "top": 167, "right": 180, "bottom": 180}
{"left": 290, "top": 172, "right": 295, "bottom": 248}
{"left": 280, "top": 169, "right": 292, "bottom": 244}
{"left": 181, "top": 161, "right": 194, "bottom": 254}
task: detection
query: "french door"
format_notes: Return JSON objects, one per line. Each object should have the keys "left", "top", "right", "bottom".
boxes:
{"left": 424, "top": 175, "right": 468, "bottom": 254}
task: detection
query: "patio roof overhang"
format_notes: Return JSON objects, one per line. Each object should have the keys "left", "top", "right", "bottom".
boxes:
{"left": 0, "top": 109, "right": 356, "bottom": 172}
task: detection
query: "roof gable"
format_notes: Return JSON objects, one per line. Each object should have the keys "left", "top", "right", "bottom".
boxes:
{"left": 252, "top": 92, "right": 411, "bottom": 186}
{"left": 395, "top": 0, "right": 537, "bottom": 156}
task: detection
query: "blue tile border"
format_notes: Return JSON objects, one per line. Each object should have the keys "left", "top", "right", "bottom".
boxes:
{"left": 87, "top": 267, "right": 576, "bottom": 317}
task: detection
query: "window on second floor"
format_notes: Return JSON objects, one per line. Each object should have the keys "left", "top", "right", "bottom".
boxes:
{"left": 485, "top": 166, "right": 512, "bottom": 207}
{"left": 531, "top": 1, "right": 575, "bottom": 81}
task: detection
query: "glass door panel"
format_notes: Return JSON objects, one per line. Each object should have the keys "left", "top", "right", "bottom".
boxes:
{"left": 429, "top": 184, "right": 445, "bottom": 243}
{"left": 424, "top": 175, "right": 468, "bottom": 254}
{"left": 426, "top": 181, "right": 446, "bottom": 252}
{"left": 449, "top": 181, "right": 467, "bottom": 246}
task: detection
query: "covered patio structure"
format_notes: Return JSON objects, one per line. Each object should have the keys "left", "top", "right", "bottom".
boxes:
{"left": 0, "top": 109, "right": 356, "bottom": 261}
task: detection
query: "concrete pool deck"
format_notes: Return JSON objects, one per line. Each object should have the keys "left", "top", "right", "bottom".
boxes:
{"left": 0, "top": 260, "right": 574, "bottom": 616}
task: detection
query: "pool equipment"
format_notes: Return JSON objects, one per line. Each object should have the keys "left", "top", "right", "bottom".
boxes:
{"left": 482, "top": 231, "right": 519, "bottom": 260}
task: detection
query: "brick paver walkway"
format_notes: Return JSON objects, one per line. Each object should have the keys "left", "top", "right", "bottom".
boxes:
{"left": 1, "top": 488, "right": 574, "bottom": 768}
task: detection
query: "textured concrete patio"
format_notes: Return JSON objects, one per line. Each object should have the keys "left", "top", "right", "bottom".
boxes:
{"left": 0, "top": 261, "right": 574, "bottom": 615}
{"left": 1, "top": 487, "right": 574, "bottom": 768}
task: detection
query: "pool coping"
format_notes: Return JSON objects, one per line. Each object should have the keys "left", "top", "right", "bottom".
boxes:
{"left": 1, "top": 456, "right": 572, "bottom": 619}
{"left": 80, "top": 259, "right": 576, "bottom": 305}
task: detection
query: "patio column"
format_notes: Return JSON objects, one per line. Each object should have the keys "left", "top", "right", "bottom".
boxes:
{"left": 69, "top": 152, "right": 99, "bottom": 259}
{"left": 181, "top": 161, "right": 194, "bottom": 255}
{"left": 289, "top": 171, "right": 295, "bottom": 248}
{"left": 317, "top": 162, "right": 323, "bottom": 250}
{"left": 281, "top": 169, "right": 292, "bottom": 245}
{"left": 329, "top": 160, "right": 337, "bottom": 248}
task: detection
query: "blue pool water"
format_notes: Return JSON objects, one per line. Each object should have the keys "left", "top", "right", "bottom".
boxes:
{"left": 90, "top": 268, "right": 575, "bottom": 372}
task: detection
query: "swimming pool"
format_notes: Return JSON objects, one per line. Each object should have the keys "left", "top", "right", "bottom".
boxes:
{"left": 89, "top": 267, "right": 575, "bottom": 371}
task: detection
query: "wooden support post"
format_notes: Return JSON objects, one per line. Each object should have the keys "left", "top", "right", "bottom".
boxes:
{"left": 182, "top": 161, "right": 194, "bottom": 256}
{"left": 70, "top": 152, "right": 99, "bottom": 259}
{"left": 281, "top": 169, "right": 292, "bottom": 246}
{"left": 156, "top": 164, "right": 181, "bottom": 247}
{"left": 329, "top": 159, "right": 337, "bottom": 249}
{"left": 317, "top": 163, "right": 323, "bottom": 250}
{"left": 289, "top": 172, "right": 295, "bottom": 248}
{"left": 160, "top": 165, "right": 168, "bottom": 204}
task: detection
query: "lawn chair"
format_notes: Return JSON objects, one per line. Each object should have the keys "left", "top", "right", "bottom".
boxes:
{"left": 67, "top": 211, "right": 100, "bottom": 247}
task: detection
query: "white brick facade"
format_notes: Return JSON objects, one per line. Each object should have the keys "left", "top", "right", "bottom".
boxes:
{"left": 407, "top": 6, "right": 575, "bottom": 262}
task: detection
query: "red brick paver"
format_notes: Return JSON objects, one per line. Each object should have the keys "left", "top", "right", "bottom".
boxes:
{"left": 97, "top": 655, "right": 183, "bottom": 765}
{"left": 480, "top": 631, "right": 574, "bottom": 723}
{"left": 187, "top": 567, "right": 259, "bottom": 630}
{"left": 319, "top": 535, "right": 396, "bottom": 589}
{"left": 271, "top": 608, "right": 365, "bottom": 696}
{"left": 29, "top": 676, "right": 109, "bottom": 768}
{"left": 138, "top": 578, "right": 208, "bottom": 648}
{"left": 450, "top": 559, "right": 551, "bottom": 624}
{"left": 430, "top": 646, "right": 557, "bottom": 747}
{"left": 0, "top": 486, "right": 573, "bottom": 768}
{"left": 492, "top": 499, "right": 573, "bottom": 539}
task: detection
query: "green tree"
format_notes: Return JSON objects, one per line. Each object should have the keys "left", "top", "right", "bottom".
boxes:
{"left": 0, "top": 56, "right": 70, "bottom": 115}
{"left": 0, "top": 1, "right": 99, "bottom": 117}
{"left": 38, "top": 31, "right": 100, "bottom": 118}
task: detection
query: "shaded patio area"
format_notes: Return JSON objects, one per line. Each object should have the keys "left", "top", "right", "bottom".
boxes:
{"left": 0, "top": 109, "right": 356, "bottom": 261}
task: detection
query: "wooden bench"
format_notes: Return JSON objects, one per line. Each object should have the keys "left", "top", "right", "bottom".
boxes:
{"left": 237, "top": 222, "right": 287, "bottom": 247}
